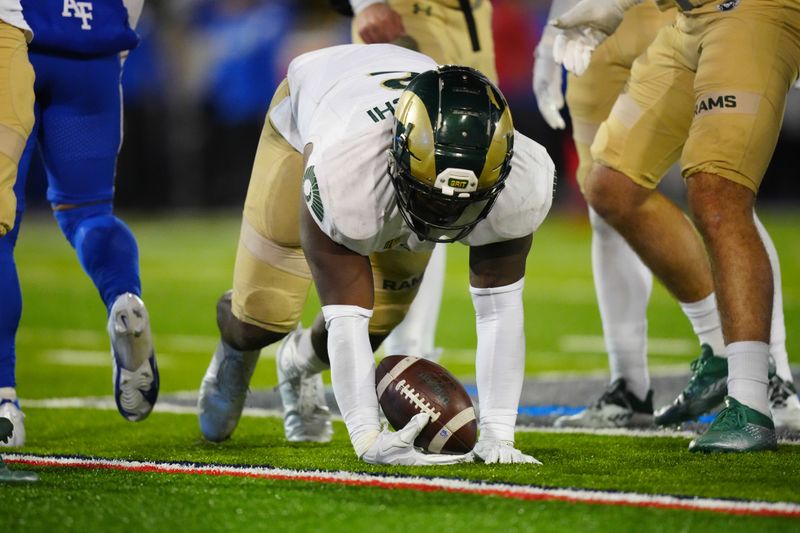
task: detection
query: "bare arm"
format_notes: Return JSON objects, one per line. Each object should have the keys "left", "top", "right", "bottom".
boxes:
{"left": 299, "top": 196, "right": 374, "bottom": 309}
{"left": 353, "top": 2, "right": 406, "bottom": 44}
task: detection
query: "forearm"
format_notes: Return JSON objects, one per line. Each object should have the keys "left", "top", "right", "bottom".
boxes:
{"left": 323, "top": 304, "right": 381, "bottom": 457}
{"left": 350, "top": 0, "right": 384, "bottom": 14}
{"left": 472, "top": 278, "right": 526, "bottom": 442}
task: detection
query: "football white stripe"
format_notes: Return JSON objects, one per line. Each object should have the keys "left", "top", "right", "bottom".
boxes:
{"left": 376, "top": 356, "right": 420, "bottom": 399}
{"left": 428, "top": 406, "right": 476, "bottom": 453}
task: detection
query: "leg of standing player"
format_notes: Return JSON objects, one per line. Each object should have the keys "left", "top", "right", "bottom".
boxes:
{"left": 547, "top": 4, "right": 672, "bottom": 428}
{"left": 0, "top": 19, "right": 34, "bottom": 449}
{"left": 585, "top": 2, "right": 800, "bottom": 451}
{"left": 33, "top": 51, "right": 158, "bottom": 422}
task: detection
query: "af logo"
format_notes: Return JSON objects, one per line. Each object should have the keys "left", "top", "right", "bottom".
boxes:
{"left": 62, "top": 0, "right": 94, "bottom": 30}
{"left": 303, "top": 166, "right": 324, "bottom": 222}
{"left": 717, "top": 0, "right": 739, "bottom": 11}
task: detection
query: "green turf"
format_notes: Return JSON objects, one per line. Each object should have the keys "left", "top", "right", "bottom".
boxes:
{"left": 5, "top": 209, "right": 800, "bottom": 531}
{"left": 13, "top": 210, "right": 799, "bottom": 398}
{"left": 4, "top": 409, "right": 800, "bottom": 532}
{"left": 14, "top": 409, "right": 800, "bottom": 503}
{"left": 4, "top": 467, "right": 796, "bottom": 533}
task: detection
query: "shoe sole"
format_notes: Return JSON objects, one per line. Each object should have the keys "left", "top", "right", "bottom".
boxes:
{"left": 113, "top": 354, "right": 159, "bottom": 422}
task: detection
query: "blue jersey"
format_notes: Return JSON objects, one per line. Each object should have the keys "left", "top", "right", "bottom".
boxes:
{"left": 21, "top": 0, "right": 139, "bottom": 56}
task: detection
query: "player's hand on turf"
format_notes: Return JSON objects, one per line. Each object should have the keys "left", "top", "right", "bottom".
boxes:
{"left": 360, "top": 413, "right": 473, "bottom": 466}
{"left": 533, "top": 25, "right": 566, "bottom": 130}
{"left": 354, "top": 3, "right": 406, "bottom": 44}
{"left": 552, "top": 0, "right": 641, "bottom": 75}
{"left": 472, "top": 439, "right": 542, "bottom": 465}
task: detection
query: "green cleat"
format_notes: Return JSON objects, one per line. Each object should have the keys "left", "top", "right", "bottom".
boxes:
{"left": 0, "top": 416, "right": 38, "bottom": 483}
{"left": 655, "top": 344, "right": 727, "bottom": 426}
{"left": 689, "top": 396, "right": 777, "bottom": 453}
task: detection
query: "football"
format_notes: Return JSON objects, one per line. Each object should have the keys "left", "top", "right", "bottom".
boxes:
{"left": 375, "top": 355, "right": 477, "bottom": 454}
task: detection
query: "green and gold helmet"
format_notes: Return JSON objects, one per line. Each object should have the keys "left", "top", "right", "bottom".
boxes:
{"left": 388, "top": 65, "right": 514, "bottom": 243}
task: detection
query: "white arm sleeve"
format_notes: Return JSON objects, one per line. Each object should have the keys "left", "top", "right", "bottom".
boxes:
{"left": 547, "top": 0, "right": 584, "bottom": 20}
{"left": 350, "top": 0, "right": 385, "bottom": 14}
{"left": 471, "top": 278, "right": 526, "bottom": 443}
{"left": 322, "top": 305, "right": 381, "bottom": 457}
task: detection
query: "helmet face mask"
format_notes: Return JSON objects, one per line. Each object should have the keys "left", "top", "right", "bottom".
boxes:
{"left": 389, "top": 65, "right": 514, "bottom": 243}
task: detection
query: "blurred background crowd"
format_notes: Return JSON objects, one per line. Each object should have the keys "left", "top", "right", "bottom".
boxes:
{"left": 25, "top": 0, "right": 800, "bottom": 212}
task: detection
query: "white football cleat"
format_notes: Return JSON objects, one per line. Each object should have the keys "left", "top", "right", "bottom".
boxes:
{"left": 198, "top": 340, "right": 259, "bottom": 442}
{"left": 471, "top": 439, "right": 542, "bottom": 465}
{"left": 108, "top": 293, "right": 159, "bottom": 422}
{"left": 769, "top": 375, "right": 800, "bottom": 431}
{"left": 554, "top": 379, "right": 654, "bottom": 429}
{"left": 361, "top": 413, "right": 472, "bottom": 465}
{"left": 276, "top": 328, "right": 332, "bottom": 443}
{"left": 0, "top": 395, "right": 25, "bottom": 447}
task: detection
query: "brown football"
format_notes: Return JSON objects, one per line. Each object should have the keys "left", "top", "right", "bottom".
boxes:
{"left": 375, "top": 355, "right": 477, "bottom": 454}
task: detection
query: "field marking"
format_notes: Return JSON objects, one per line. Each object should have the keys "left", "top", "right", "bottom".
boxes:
{"left": 559, "top": 335, "right": 696, "bottom": 357}
{"left": 20, "top": 396, "right": 800, "bottom": 445}
{"left": 3, "top": 454, "right": 799, "bottom": 518}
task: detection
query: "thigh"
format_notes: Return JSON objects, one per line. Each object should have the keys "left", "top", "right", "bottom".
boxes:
{"left": 590, "top": 23, "right": 695, "bottom": 189}
{"left": 369, "top": 248, "right": 431, "bottom": 336}
{"left": 0, "top": 22, "right": 35, "bottom": 217}
{"left": 232, "top": 80, "right": 311, "bottom": 332}
{"left": 33, "top": 53, "right": 123, "bottom": 205}
{"left": 682, "top": 0, "right": 800, "bottom": 192}
{"left": 0, "top": 22, "right": 34, "bottom": 157}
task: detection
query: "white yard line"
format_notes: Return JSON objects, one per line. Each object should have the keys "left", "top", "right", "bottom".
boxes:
{"left": 3, "top": 454, "right": 799, "bottom": 518}
{"left": 21, "top": 395, "right": 800, "bottom": 445}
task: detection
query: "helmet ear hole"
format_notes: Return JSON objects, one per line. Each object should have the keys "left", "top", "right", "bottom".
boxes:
{"left": 389, "top": 65, "right": 514, "bottom": 242}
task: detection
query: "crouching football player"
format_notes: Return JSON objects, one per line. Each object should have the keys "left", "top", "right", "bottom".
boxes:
{"left": 197, "top": 44, "right": 555, "bottom": 465}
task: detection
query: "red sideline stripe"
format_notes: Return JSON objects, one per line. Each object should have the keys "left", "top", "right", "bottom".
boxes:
{"left": 4, "top": 454, "right": 800, "bottom": 518}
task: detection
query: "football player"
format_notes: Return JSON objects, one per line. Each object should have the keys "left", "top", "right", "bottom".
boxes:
{"left": 553, "top": 0, "right": 800, "bottom": 451}
{"left": 0, "top": 0, "right": 34, "bottom": 450}
{"left": 343, "top": 0, "right": 499, "bottom": 367}
{"left": 197, "top": 43, "right": 554, "bottom": 465}
{"left": 534, "top": 0, "right": 800, "bottom": 431}
{"left": 0, "top": 0, "right": 159, "bottom": 447}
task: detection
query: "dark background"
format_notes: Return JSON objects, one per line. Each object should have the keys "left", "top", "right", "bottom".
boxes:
{"left": 24, "top": 0, "right": 800, "bottom": 213}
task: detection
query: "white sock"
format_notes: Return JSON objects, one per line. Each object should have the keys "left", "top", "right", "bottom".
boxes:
{"left": 679, "top": 293, "right": 726, "bottom": 357}
{"left": 382, "top": 243, "right": 446, "bottom": 360}
{"left": 322, "top": 305, "right": 380, "bottom": 457}
{"left": 471, "top": 279, "right": 525, "bottom": 442}
{"left": 589, "top": 208, "right": 652, "bottom": 400}
{"left": 286, "top": 327, "right": 329, "bottom": 377}
{"left": 754, "top": 213, "right": 793, "bottom": 383}
{"left": 727, "top": 341, "right": 771, "bottom": 417}
{"left": 0, "top": 387, "right": 17, "bottom": 401}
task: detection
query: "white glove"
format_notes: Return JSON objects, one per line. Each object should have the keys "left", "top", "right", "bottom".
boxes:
{"left": 533, "top": 25, "right": 566, "bottom": 130}
{"left": 472, "top": 439, "right": 542, "bottom": 465}
{"left": 551, "top": 0, "right": 642, "bottom": 75}
{"left": 360, "top": 413, "right": 473, "bottom": 465}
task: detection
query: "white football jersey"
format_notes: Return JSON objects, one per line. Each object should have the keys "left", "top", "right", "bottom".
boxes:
{"left": 0, "top": 0, "right": 31, "bottom": 39}
{"left": 269, "top": 44, "right": 555, "bottom": 256}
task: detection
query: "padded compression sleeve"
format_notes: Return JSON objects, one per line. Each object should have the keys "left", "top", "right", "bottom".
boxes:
{"left": 322, "top": 304, "right": 380, "bottom": 457}
{"left": 471, "top": 278, "right": 526, "bottom": 443}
